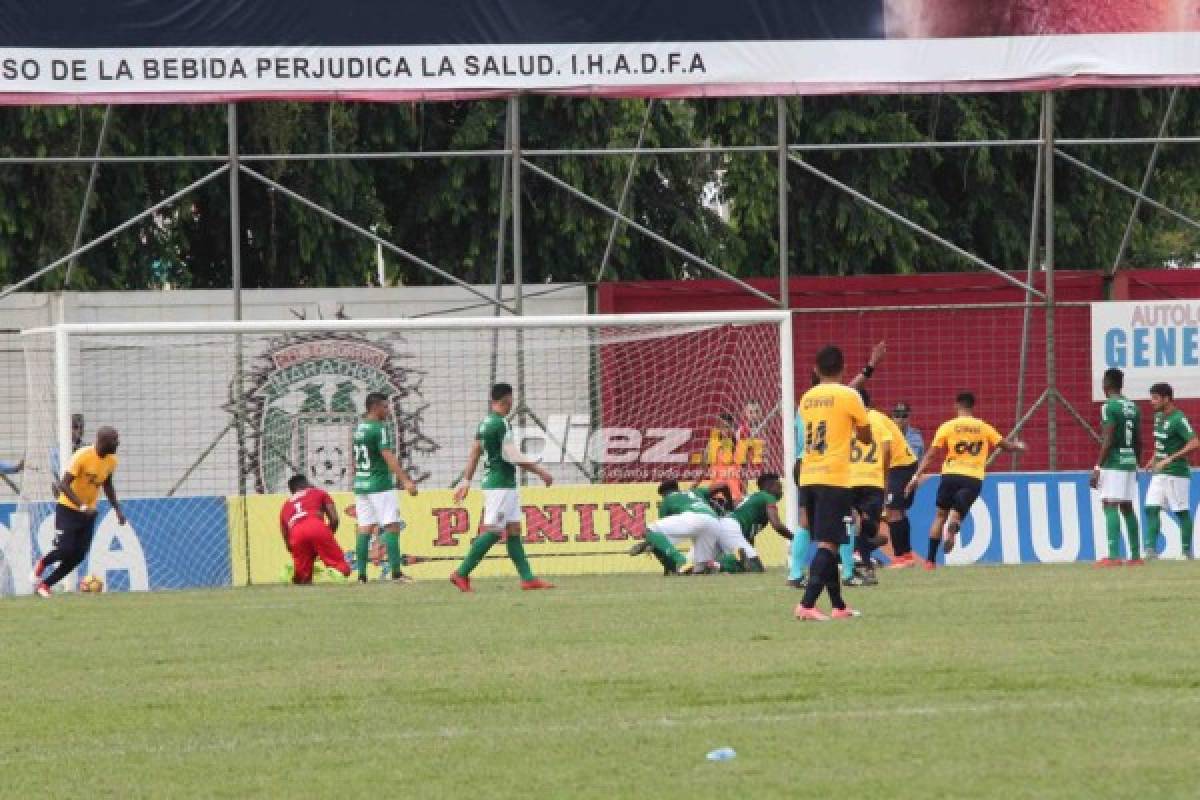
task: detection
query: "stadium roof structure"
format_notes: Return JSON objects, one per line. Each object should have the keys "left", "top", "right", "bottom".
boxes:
{"left": 3, "top": 1, "right": 1200, "bottom": 466}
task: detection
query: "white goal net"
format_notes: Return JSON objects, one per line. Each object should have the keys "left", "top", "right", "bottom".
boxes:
{"left": 14, "top": 313, "right": 793, "bottom": 593}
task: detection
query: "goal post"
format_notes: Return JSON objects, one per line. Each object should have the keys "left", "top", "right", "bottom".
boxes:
{"left": 17, "top": 311, "right": 795, "bottom": 592}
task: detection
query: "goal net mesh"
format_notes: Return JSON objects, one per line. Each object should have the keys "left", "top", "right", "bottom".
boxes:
{"left": 16, "top": 319, "right": 787, "bottom": 592}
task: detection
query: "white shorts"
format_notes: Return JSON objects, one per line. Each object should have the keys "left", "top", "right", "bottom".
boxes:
{"left": 355, "top": 491, "right": 400, "bottom": 528}
{"left": 651, "top": 512, "right": 722, "bottom": 563}
{"left": 1096, "top": 469, "right": 1137, "bottom": 504}
{"left": 482, "top": 489, "right": 522, "bottom": 528}
{"left": 1146, "top": 474, "right": 1191, "bottom": 513}
{"left": 717, "top": 517, "right": 756, "bottom": 557}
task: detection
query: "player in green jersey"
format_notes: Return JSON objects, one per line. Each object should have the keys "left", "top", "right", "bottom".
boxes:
{"left": 1143, "top": 383, "right": 1198, "bottom": 558}
{"left": 352, "top": 392, "right": 418, "bottom": 583}
{"left": 1090, "top": 368, "right": 1143, "bottom": 566}
{"left": 714, "top": 473, "right": 792, "bottom": 573}
{"left": 630, "top": 480, "right": 724, "bottom": 575}
{"left": 449, "top": 382, "right": 555, "bottom": 592}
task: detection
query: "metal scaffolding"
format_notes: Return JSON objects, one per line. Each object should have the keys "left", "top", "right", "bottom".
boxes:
{"left": 3, "top": 90, "right": 1198, "bottom": 468}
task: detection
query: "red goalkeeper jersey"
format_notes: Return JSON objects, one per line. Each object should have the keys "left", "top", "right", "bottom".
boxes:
{"left": 280, "top": 487, "right": 333, "bottom": 533}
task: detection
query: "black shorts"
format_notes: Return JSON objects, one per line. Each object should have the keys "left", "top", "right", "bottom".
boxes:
{"left": 54, "top": 504, "right": 98, "bottom": 552}
{"left": 850, "top": 486, "right": 885, "bottom": 521}
{"left": 935, "top": 475, "right": 983, "bottom": 517}
{"left": 885, "top": 464, "right": 918, "bottom": 511}
{"left": 801, "top": 484, "right": 853, "bottom": 545}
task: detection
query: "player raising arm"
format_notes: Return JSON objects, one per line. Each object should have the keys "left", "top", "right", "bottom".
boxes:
{"left": 352, "top": 392, "right": 418, "bottom": 584}
{"left": 1143, "top": 383, "right": 1198, "bottom": 559}
{"left": 280, "top": 474, "right": 352, "bottom": 584}
{"left": 906, "top": 392, "right": 1024, "bottom": 568}
{"left": 31, "top": 426, "right": 126, "bottom": 598}
{"left": 450, "top": 382, "right": 555, "bottom": 592}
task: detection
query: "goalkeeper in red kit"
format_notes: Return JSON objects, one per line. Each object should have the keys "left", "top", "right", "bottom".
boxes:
{"left": 280, "top": 474, "right": 352, "bottom": 584}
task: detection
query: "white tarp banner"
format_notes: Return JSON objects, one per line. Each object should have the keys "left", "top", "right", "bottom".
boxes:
{"left": 1091, "top": 300, "right": 1200, "bottom": 401}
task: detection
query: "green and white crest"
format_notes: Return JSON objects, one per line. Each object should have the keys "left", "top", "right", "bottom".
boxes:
{"left": 239, "top": 332, "right": 435, "bottom": 494}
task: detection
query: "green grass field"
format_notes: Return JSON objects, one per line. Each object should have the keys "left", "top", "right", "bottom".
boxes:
{"left": 4, "top": 564, "right": 1199, "bottom": 799}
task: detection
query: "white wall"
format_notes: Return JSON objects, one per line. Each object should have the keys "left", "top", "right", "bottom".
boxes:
{"left": 0, "top": 285, "right": 588, "bottom": 500}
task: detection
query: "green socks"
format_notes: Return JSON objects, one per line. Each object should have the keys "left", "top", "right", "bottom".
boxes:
{"left": 1121, "top": 508, "right": 1140, "bottom": 560}
{"left": 1103, "top": 506, "right": 1122, "bottom": 560}
{"left": 355, "top": 533, "right": 371, "bottom": 578}
{"left": 383, "top": 531, "right": 401, "bottom": 576}
{"left": 789, "top": 528, "right": 810, "bottom": 581}
{"left": 645, "top": 530, "right": 687, "bottom": 568}
{"left": 1178, "top": 511, "right": 1194, "bottom": 556}
{"left": 456, "top": 531, "right": 500, "bottom": 578}
{"left": 505, "top": 535, "right": 535, "bottom": 582}
{"left": 1144, "top": 506, "right": 1162, "bottom": 556}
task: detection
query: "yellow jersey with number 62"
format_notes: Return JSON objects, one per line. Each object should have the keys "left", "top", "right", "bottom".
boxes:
{"left": 931, "top": 416, "right": 1002, "bottom": 481}
{"left": 849, "top": 409, "right": 894, "bottom": 489}
{"left": 799, "top": 383, "right": 869, "bottom": 488}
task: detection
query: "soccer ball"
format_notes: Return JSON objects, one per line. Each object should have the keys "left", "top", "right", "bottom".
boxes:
{"left": 79, "top": 575, "right": 104, "bottom": 593}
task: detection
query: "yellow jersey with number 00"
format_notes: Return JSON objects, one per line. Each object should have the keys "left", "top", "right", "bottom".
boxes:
{"left": 798, "top": 383, "right": 869, "bottom": 489}
{"left": 57, "top": 446, "right": 118, "bottom": 510}
{"left": 931, "top": 416, "right": 1002, "bottom": 481}
{"left": 849, "top": 409, "right": 894, "bottom": 489}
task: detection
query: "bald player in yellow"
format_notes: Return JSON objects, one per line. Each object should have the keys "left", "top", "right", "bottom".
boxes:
{"left": 906, "top": 393, "right": 1024, "bottom": 569}
{"left": 843, "top": 388, "right": 893, "bottom": 586}
{"left": 795, "top": 345, "right": 872, "bottom": 621}
{"left": 31, "top": 426, "right": 127, "bottom": 598}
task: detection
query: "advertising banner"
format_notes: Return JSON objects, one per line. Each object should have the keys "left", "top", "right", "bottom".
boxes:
{"left": 230, "top": 484, "right": 793, "bottom": 584}
{"left": 1091, "top": 300, "right": 1200, "bottom": 401}
{"left": 2, "top": 1, "right": 1200, "bottom": 103}
{"left": 0, "top": 497, "right": 231, "bottom": 595}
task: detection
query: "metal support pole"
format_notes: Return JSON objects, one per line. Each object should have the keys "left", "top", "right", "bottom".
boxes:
{"left": 229, "top": 103, "right": 243, "bottom": 321}
{"left": 790, "top": 155, "right": 1046, "bottom": 300}
{"left": 63, "top": 105, "right": 112, "bottom": 291}
{"left": 229, "top": 102, "right": 251, "bottom": 584}
{"left": 1043, "top": 92, "right": 1057, "bottom": 471}
{"left": 489, "top": 106, "right": 512, "bottom": 385}
{"left": 1013, "top": 99, "right": 1045, "bottom": 470}
{"left": 510, "top": 95, "right": 523, "bottom": 316}
{"left": 596, "top": 100, "right": 654, "bottom": 284}
{"left": 1109, "top": 87, "right": 1180, "bottom": 280}
{"left": 1055, "top": 149, "right": 1200, "bottom": 234}
{"left": 777, "top": 97, "right": 790, "bottom": 308}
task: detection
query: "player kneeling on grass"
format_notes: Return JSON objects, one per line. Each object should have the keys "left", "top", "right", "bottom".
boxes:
{"left": 32, "top": 426, "right": 126, "bottom": 598}
{"left": 353, "top": 392, "right": 419, "bottom": 584}
{"left": 630, "top": 481, "right": 724, "bottom": 575}
{"left": 713, "top": 475, "right": 792, "bottom": 574}
{"left": 450, "top": 382, "right": 555, "bottom": 593}
{"left": 280, "top": 475, "right": 352, "bottom": 584}
{"left": 906, "top": 392, "right": 1025, "bottom": 568}
{"left": 1090, "top": 368, "right": 1143, "bottom": 566}
{"left": 1143, "top": 383, "right": 1198, "bottom": 559}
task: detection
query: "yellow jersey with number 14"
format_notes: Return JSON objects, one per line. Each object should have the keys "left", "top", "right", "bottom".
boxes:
{"left": 798, "top": 383, "right": 869, "bottom": 489}
{"left": 57, "top": 446, "right": 118, "bottom": 510}
{"left": 931, "top": 416, "right": 1002, "bottom": 481}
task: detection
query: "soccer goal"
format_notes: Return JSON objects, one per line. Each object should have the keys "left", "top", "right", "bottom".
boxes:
{"left": 15, "top": 312, "right": 794, "bottom": 592}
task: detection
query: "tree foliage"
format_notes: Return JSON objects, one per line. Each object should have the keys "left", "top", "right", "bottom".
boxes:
{"left": 1, "top": 90, "right": 1197, "bottom": 292}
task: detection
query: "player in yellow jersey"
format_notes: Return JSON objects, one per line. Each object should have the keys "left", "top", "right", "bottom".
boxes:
{"left": 844, "top": 388, "right": 892, "bottom": 586}
{"left": 31, "top": 426, "right": 126, "bottom": 598}
{"left": 795, "top": 346, "right": 872, "bottom": 621}
{"left": 905, "top": 393, "right": 1025, "bottom": 569}
{"left": 880, "top": 402, "right": 920, "bottom": 568}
